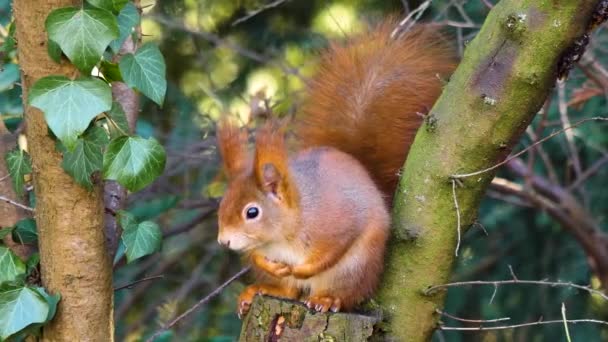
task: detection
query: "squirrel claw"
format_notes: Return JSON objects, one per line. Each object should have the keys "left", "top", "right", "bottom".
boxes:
{"left": 237, "top": 299, "right": 251, "bottom": 319}
{"left": 305, "top": 295, "right": 341, "bottom": 313}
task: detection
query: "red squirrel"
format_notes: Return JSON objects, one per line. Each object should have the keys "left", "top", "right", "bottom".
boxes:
{"left": 216, "top": 21, "right": 456, "bottom": 317}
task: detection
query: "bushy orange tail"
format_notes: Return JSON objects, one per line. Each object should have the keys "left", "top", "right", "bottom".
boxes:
{"left": 296, "top": 21, "right": 457, "bottom": 196}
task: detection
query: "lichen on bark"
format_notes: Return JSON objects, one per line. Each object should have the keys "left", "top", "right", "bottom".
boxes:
{"left": 377, "top": 1, "right": 603, "bottom": 341}
{"left": 239, "top": 296, "right": 380, "bottom": 341}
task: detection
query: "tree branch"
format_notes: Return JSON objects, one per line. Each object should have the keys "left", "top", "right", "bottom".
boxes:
{"left": 145, "top": 267, "right": 250, "bottom": 342}
{"left": 379, "top": 1, "right": 606, "bottom": 341}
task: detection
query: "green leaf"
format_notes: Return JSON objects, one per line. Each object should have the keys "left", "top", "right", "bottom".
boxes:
{"left": 0, "top": 247, "right": 26, "bottom": 284}
{"left": 100, "top": 60, "right": 123, "bottom": 83}
{"left": 113, "top": 240, "right": 126, "bottom": 266}
{"left": 86, "top": 0, "right": 128, "bottom": 12}
{"left": 4, "top": 149, "right": 32, "bottom": 196}
{"left": 109, "top": 2, "right": 140, "bottom": 53}
{"left": 119, "top": 211, "right": 161, "bottom": 263}
{"left": 47, "top": 40, "right": 63, "bottom": 64}
{"left": 106, "top": 101, "right": 130, "bottom": 138}
{"left": 46, "top": 7, "right": 118, "bottom": 73}
{"left": 0, "top": 63, "right": 20, "bottom": 92}
{"left": 0, "top": 22, "right": 16, "bottom": 54}
{"left": 11, "top": 218, "right": 37, "bottom": 244}
{"left": 0, "top": 286, "right": 50, "bottom": 340}
{"left": 119, "top": 43, "right": 167, "bottom": 106}
{"left": 25, "top": 253, "right": 40, "bottom": 275}
{"left": 28, "top": 76, "right": 112, "bottom": 150}
{"left": 0, "top": 228, "right": 12, "bottom": 240}
{"left": 61, "top": 126, "right": 109, "bottom": 190}
{"left": 32, "top": 287, "right": 60, "bottom": 321}
{"left": 103, "top": 136, "right": 166, "bottom": 191}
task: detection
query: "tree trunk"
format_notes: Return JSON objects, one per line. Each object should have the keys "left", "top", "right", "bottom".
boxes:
{"left": 13, "top": 1, "right": 114, "bottom": 340}
{"left": 239, "top": 296, "right": 381, "bottom": 341}
{"left": 377, "top": 1, "right": 602, "bottom": 341}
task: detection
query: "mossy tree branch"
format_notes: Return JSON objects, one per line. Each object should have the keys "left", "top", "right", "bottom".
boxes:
{"left": 377, "top": 1, "right": 603, "bottom": 341}
{"left": 239, "top": 296, "right": 380, "bottom": 341}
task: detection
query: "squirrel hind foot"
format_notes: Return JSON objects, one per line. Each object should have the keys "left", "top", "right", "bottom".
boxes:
{"left": 304, "top": 295, "right": 342, "bottom": 313}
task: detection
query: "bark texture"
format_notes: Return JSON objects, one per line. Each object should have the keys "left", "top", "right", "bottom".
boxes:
{"left": 377, "top": 1, "right": 602, "bottom": 341}
{"left": 239, "top": 296, "right": 381, "bottom": 341}
{"left": 13, "top": 1, "right": 113, "bottom": 340}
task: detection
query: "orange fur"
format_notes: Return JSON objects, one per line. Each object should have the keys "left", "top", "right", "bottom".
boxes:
{"left": 297, "top": 22, "right": 457, "bottom": 196}
{"left": 217, "top": 20, "right": 457, "bottom": 317}
{"left": 253, "top": 121, "right": 299, "bottom": 208}
{"left": 217, "top": 118, "right": 249, "bottom": 178}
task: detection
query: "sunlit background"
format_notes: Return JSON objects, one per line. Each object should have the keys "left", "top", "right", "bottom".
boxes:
{"left": 1, "top": 0, "right": 608, "bottom": 341}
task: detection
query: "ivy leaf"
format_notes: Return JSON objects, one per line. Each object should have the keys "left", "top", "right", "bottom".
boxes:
{"left": 103, "top": 136, "right": 166, "bottom": 192}
{"left": 11, "top": 218, "right": 37, "bottom": 244}
{"left": 61, "top": 126, "right": 109, "bottom": 190}
{"left": 109, "top": 2, "right": 140, "bottom": 53}
{"left": 113, "top": 240, "right": 126, "bottom": 266}
{"left": 106, "top": 101, "right": 130, "bottom": 138}
{"left": 119, "top": 211, "right": 161, "bottom": 263}
{"left": 46, "top": 7, "right": 118, "bottom": 73}
{"left": 25, "top": 253, "right": 40, "bottom": 275}
{"left": 0, "top": 286, "right": 50, "bottom": 340}
{"left": 47, "top": 40, "right": 63, "bottom": 64}
{"left": 86, "top": 0, "right": 128, "bottom": 12}
{"left": 28, "top": 76, "right": 112, "bottom": 150}
{"left": 0, "top": 247, "right": 26, "bottom": 284}
{"left": 4, "top": 149, "right": 32, "bottom": 196}
{"left": 0, "top": 63, "right": 20, "bottom": 92}
{"left": 0, "top": 23, "right": 16, "bottom": 54}
{"left": 32, "top": 287, "right": 60, "bottom": 321}
{"left": 100, "top": 60, "right": 123, "bottom": 83}
{"left": 0, "top": 228, "right": 13, "bottom": 240}
{"left": 119, "top": 43, "right": 167, "bottom": 106}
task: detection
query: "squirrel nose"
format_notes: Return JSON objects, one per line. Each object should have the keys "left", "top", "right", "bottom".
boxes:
{"left": 218, "top": 238, "right": 230, "bottom": 248}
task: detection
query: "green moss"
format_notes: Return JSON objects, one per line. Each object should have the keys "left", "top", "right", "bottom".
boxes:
{"left": 378, "top": 1, "right": 600, "bottom": 341}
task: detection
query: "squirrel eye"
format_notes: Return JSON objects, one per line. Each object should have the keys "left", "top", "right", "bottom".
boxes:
{"left": 245, "top": 205, "right": 260, "bottom": 220}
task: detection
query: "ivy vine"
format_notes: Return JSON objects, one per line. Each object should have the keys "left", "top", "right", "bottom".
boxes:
{"left": 0, "top": 1, "right": 167, "bottom": 339}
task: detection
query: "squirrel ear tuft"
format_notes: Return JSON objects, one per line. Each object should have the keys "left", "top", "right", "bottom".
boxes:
{"left": 254, "top": 121, "right": 298, "bottom": 206}
{"left": 261, "top": 163, "right": 281, "bottom": 196}
{"left": 217, "top": 118, "right": 250, "bottom": 179}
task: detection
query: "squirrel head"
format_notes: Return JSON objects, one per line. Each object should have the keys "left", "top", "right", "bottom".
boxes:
{"left": 216, "top": 119, "right": 299, "bottom": 252}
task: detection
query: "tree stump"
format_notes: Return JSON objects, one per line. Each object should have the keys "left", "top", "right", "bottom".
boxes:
{"left": 239, "top": 296, "right": 382, "bottom": 341}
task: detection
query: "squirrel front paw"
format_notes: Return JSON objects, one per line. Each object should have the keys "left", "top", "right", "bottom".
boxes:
{"left": 261, "top": 259, "right": 292, "bottom": 278}
{"left": 290, "top": 264, "right": 315, "bottom": 279}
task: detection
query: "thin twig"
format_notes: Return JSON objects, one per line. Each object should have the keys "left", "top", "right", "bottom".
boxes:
{"left": 451, "top": 117, "right": 608, "bottom": 179}
{"left": 114, "top": 275, "right": 165, "bottom": 291}
{"left": 437, "top": 309, "right": 511, "bottom": 323}
{"left": 232, "top": 0, "right": 290, "bottom": 27}
{"left": 558, "top": 81, "right": 583, "bottom": 180}
{"left": 145, "top": 267, "right": 251, "bottom": 342}
{"left": 562, "top": 303, "right": 572, "bottom": 342}
{"left": 451, "top": 179, "right": 462, "bottom": 257}
{"left": 567, "top": 154, "right": 608, "bottom": 191}
{"left": 0, "top": 195, "right": 35, "bottom": 212}
{"left": 0, "top": 174, "right": 9, "bottom": 183}
{"left": 425, "top": 278, "right": 608, "bottom": 301}
{"left": 439, "top": 318, "right": 608, "bottom": 331}
{"left": 390, "top": 0, "right": 432, "bottom": 39}
{"left": 481, "top": 0, "right": 494, "bottom": 9}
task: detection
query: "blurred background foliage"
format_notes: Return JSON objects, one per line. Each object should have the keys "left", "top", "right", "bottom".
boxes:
{"left": 2, "top": 0, "right": 608, "bottom": 341}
